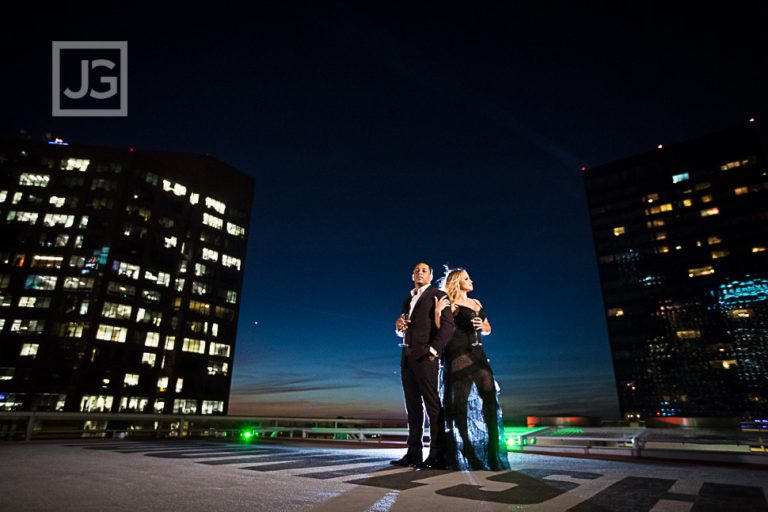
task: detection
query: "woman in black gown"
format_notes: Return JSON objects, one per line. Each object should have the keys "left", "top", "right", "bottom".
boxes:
{"left": 435, "top": 268, "right": 510, "bottom": 471}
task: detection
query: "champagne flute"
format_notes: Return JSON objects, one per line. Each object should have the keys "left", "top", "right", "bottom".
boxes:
{"left": 397, "top": 313, "right": 409, "bottom": 347}
{"left": 469, "top": 310, "right": 483, "bottom": 346}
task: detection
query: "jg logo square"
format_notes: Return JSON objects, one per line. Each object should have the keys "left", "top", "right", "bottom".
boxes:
{"left": 52, "top": 41, "right": 127, "bottom": 117}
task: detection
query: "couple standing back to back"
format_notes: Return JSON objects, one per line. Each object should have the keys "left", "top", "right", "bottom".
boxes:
{"left": 393, "top": 262, "right": 510, "bottom": 471}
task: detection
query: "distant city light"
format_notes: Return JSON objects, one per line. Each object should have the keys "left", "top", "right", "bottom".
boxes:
{"left": 657, "top": 144, "right": 663, "bottom": 149}
{"left": 749, "top": 117, "right": 755, "bottom": 122}
{"left": 48, "top": 138, "right": 69, "bottom": 146}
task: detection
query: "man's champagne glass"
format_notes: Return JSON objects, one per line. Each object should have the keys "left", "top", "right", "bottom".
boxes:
{"left": 397, "top": 313, "right": 409, "bottom": 347}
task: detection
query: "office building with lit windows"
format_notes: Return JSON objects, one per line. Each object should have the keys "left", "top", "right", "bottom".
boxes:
{"left": 0, "top": 138, "right": 254, "bottom": 415}
{"left": 584, "top": 123, "right": 768, "bottom": 419}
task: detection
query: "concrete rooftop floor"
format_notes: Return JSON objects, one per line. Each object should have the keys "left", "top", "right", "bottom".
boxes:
{"left": 1, "top": 440, "right": 766, "bottom": 511}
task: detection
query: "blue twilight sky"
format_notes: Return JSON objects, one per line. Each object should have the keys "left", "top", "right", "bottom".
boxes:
{"left": 1, "top": 3, "right": 767, "bottom": 419}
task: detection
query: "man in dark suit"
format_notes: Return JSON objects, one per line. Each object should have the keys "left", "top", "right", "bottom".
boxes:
{"left": 392, "top": 262, "right": 455, "bottom": 469}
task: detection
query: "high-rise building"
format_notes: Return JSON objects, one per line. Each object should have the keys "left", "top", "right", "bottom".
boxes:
{"left": 0, "top": 138, "right": 254, "bottom": 415}
{"left": 584, "top": 123, "right": 768, "bottom": 419}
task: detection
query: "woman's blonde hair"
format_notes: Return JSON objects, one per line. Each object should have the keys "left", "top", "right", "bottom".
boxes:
{"left": 443, "top": 269, "right": 468, "bottom": 304}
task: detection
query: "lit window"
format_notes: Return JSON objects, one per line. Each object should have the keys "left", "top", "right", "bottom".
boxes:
{"left": 154, "top": 400, "right": 165, "bottom": 413}
{"left": 720, "top": 157, "right": 756, "bottom": 171}
{"left": 711, "top": 250, "right": 729, "bottom": 259}
{"left": 189, "top": 300, "right": 210, "bottom": 315}
{"left": 18, "top": 173, "right": 50, "bottom": 187}
{"left": 78, "top": 216, "right": 89, "bottom": 229}
{"left": 207, "top": 361, "right": 229, "bottom": 376}
{"left": 175, "top": 278, "right": 185, "bottom": 292}
{"left": 682, "top": 199, "right": 692, "bottom": 207}
{"left": 182, "top": 338, "right": 206, "bottom": 354}
{"left": 6, "top": 211, "right": 39, "bottom": 224}
{"left": 145, "top": 332, "right": 160, "bottom": 347}
{"left": 672, "top": 172, "right": 689, "bottom": 183}
{"left": 203, "top": 213, "right": 223, "bottom": 230}
{"left": 208, "top": 342, "right": 231, "bottom": 357}
{"left": 734, "top": 186, "right": 749, "bottom": 195}
{"left": 643, "top": 193, "right": 659, "bottom": 203}
{"left": 701, "top": 194, "right": 713, "bottom": 203}
{"left": 80, "top": 395, "right": 113, "bottom": 412}
{"left": 31, "top": 255, "right": 64, "bottom": 269}
{"left": 54, "top": 234, "right": 69, "bottom": 247}
{"left": 654, "top": 232, "right": 667, "bottom": 240}
{"left": 707, "top": 236, "right": 722, "bottom": 245}
{"left": 62, "top": 321, "right": 85, "bottom": 338}
{"left": 205, "top": 197, "right": 226, "bottom": 214}
{"left": 157, "top": 377, "right": 169, "bottom": 391}
{"left": 42, "top": 214, "right": 75, "bottom": 227}
{"left": 191, "top": 281, "right": 208, "bottom": 295}
{"left": 141, "top": 352, "right": 157, "bottom": 366}
{"left": 700, "top": 207, "right": 719, "bottom": 217}
{"left": 49, "top": 196, "right": 66, "bottom": 207}
{"left": 12, "top": 192, "right": 22, "bottom": 204}
{"left": 202, "top": 248, "right": 218, "bottom": 262}
{"left": 212, "top": 323, "right": 219, "bottom": 337}
{"left": 162, "top": 179, "right": 187, "bottom": 196}
{"left": 63, "top": 277, "right": 94, "bottom": 290}
{"left": 74, "top": 235, "right": 84, "bottom": 248}
{"left": 221, "top": 254, "right": 241, "bottom": 270}
{"left": 613, "top": 226, "right": 625, "bottom": 236}
{"left": 189, "top": 193, "right": 199, "bottom": 205}
{"left": 118, "top": 397, "right": 148, "bottom": 412}
{"left": 114, "top": 261, "right": 141, "bottom": 279}
{"left": 0, "top": 368, "right": 13, "bottom": 381}
{"left": 688, "top": 266, "right": 715, "bottom": 278}
{"left": 226, "top": 222, "right": 245, "bottom": 237}
{"left": 175, "top": 378, "right": 184, "bottom": 393}
{"left": 201, "top": 400, "right": 224, "bottom": 415}
{"left": 646, "top": 219, "right": 665, "bottom": 228}
{"left": 136, "top": 308, "right": 162, "bottom": 326}
{"left": 659, "top": 203, "right": 673, "bottom": 212}
{"left": 676, "top": 330, "right": 701, "bottom": 339}
{"left": 102, "top": 302, "right": 132, "bottom": 319}
{"left": 62, "top": 158, "right": 90, "bottom": 171}
{"left": 226, "top": 290, "right": 237, "bottom": 304}
{"left": 96, "top": 324, "right": 128, "bottom": 342}
{"left": 654, "top": 246, "right": 669, "bottom": 254}
{"left": 173, "top": 399, "right": 197, "bottom": 414}
{"left": 164, "top": 236, "right": 178, "bottom": 248}
{"left": 753, "top": 246, "right": 767, "bottom": 253}
{"left": 214, "top": 306, "right": 233, "bottom": 320}
{"left": 20, "top": 343, "right": 39, "bottom": 357}
{"left": 0, "top": 190, "right": 6, "bottom": 202}
{"left": 194, "top": 263, "right": 208, "bottom": 277}
{"left": 11, "top": 319, "right": 45, "bottom": 334}
{"left": 142, "top": 289, "right": 161, "bottom": 302}
{"left": 164, "top": 336, "right": 175, "bottom": 350}
{"left": 24, "top": 275, "right": 57, "bottom": 290}
{"left": 124, "top": 374, "right": 139, "bottom": 386}
{"left": 18, "top": 296, "right": 52, "bottom": 309}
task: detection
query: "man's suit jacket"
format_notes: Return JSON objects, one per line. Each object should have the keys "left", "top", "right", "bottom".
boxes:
{"left": 400, "top": 285, "right": 455, "bottom": 366}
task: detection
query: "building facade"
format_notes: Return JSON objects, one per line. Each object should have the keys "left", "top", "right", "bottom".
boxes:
{"left": 584, "top": 123, "right": 768, "bottom": 419}
{"left": 0, "top": 139, "right": 254, "bottom": 415}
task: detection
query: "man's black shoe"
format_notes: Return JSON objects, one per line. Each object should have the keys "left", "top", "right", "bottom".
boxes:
{"left": 390, "top": 454, "right": 422, "bottom": 467}
{"left": 416, "top": 456, "right": 447, "bottom": 470}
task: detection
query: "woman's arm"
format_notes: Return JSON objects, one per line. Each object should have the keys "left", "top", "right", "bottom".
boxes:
{"left": 434, "top": 296, "right": 451, "bottom": 328}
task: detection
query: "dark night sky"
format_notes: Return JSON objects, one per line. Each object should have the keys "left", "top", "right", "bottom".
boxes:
{"left": 2, "top": 3, "right": 767, "bottom": 419}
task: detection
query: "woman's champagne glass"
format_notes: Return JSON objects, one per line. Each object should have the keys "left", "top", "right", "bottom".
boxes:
{"left": 469, "top": 310, "right": 483, "bottom": 346}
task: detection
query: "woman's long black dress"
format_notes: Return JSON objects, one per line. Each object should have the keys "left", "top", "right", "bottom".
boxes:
{"left": 442, "top": 305, "right": 510, "bottom": 471}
